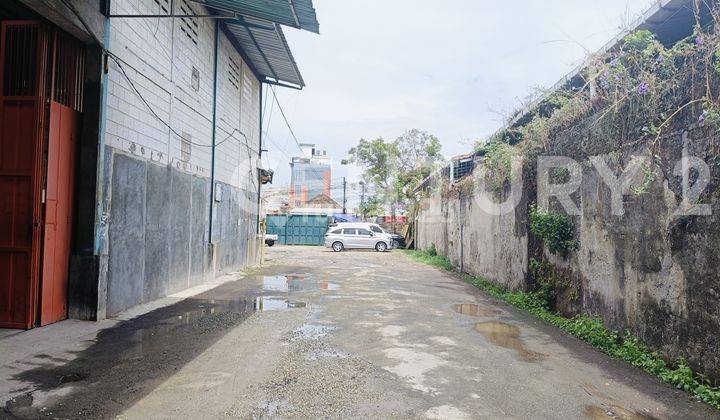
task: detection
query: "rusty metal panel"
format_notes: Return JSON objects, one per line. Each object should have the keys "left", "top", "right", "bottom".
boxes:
{"left": 40, "top": 102, "right": 78, "bottom": 326}
{"left": 0, "top": 21, "right": 47, "bottom": 329}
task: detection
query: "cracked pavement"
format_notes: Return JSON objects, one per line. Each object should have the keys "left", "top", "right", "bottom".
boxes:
{"left": 2, "top": 246, "right": 718, "bottom": 419}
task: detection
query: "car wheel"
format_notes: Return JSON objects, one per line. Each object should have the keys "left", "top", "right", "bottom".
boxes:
{"left": 267, "top": 240, "right": 275, "bottom": 247}
{"left": 332, "top": 241, "right": 344, "bottom": 252}
{"left": 391, "top": 240, "right": 400, "bottom": 249}
{"left": 375, "top": 242, "right": 387, "bottom": 252}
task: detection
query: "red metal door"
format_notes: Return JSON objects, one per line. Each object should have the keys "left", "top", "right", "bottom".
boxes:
{"left": 0, "top": 22, "right": 48, "bottom": 329}
{"left": 40, "top": 102, "right": 78, "bottom": 326}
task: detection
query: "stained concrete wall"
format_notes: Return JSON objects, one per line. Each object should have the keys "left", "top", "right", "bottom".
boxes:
{"left": 416, "top": 168, "right": 529, "bottom": 290}
{"left": 104, "top": 148, "right": 258, "bottom": 316}
{"left": 93, "top": 0, "right": 262, "bottom": 317}
{"left": 557, "top": 131, "right": 720, "bottom": 380}
{"left": 416, "top": 126, "right": 720, "bottom": 379}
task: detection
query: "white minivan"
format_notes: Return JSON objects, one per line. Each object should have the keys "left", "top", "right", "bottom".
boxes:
{"left": 324, "top": 223, "right": 392, "bottom": 252}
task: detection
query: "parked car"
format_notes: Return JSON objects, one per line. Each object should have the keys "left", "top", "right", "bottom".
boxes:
{"left": 324, "top": 225, "right": 392, "bottom": 252}
{"left": 265, "top": 233, "right": 279, "bottom": 247}
{"left": 388, "top": 233, "right": 406, "bottom": 249}
{"left": 330, "top": 222, "right": 400, "bottom": 248}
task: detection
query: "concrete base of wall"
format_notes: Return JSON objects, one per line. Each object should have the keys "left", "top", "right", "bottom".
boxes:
{"left": 98, "top": 147, "right": 259, "bottom": 317}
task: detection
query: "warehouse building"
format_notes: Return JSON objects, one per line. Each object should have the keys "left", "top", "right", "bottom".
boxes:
{"left": 0, "top": 0, "right": 318, "bottom": 328}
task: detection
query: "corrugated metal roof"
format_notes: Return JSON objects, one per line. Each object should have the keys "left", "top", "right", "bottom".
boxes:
{"left": 194, "top": 0, "right": 319, "bottom": 33}
{"left": 225, "top": 16, "right": 305, "bottom": 87}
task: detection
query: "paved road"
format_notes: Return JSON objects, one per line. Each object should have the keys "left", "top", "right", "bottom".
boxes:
{"left": 2, "top": 246, "right": 718, "bottom": 419}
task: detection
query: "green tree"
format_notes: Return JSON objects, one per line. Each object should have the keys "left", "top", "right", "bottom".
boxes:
{"left": 357, "top": 195, "right": 383, "bottom": 217}
{"left": 348, "top": 129, "right": 443, "bottom": 218}
{"left": 393, "top": 129, "right": 442, "bottom": 204}
{"left": 347, "top": 137, "right": 395, "bottom": 193}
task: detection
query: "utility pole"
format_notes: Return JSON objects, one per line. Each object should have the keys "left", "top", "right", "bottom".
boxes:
{"left": 359, "top": 181, "right": 365, "bottom": 221}
{"left": 342, "top": 177, "right": 347, "bottom": 214}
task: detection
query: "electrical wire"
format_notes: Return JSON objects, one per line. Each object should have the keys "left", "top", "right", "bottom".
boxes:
{"left": 60, "top": 0, "right": 261, "bottom": 156}
{"left": 108, "top": 53, "right": 258, "bottom": 153}
{"left": 269, "top": 85, "right": 302, "bottom": 152}
{"left": 60, "top": 0, "right": 316, "bottom": 196}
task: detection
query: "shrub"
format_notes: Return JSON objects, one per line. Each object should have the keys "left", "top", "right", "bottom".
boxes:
{"left": 529, "top": 258, "right": 577, "bottom": 306}
{"left": 529, "top": 204, "right": 578, "bottom": 255}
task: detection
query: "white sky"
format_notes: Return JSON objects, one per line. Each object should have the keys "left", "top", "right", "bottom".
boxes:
{"left": 262, "top": 0, "right": 655, "bottom": 201}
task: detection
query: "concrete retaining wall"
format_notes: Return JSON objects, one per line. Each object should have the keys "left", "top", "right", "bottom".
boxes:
{"left": 416, "top": 174, "right": 529, "bottom": 290}
{"left": 416, "top": 127, "right": 720, "bottom": 379}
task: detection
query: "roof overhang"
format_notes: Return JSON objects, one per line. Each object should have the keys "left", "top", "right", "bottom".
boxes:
{"left": 195, "top": 0, "right": 319, "bottom": 88}
{"left": 107, "top": 0, "right": 318, "bottom": 89}
{"left": 192, "top": 0, "right": 319, "bottom": 33}
{"left": 224, "top": 16, "right": 305, "bottom": 88}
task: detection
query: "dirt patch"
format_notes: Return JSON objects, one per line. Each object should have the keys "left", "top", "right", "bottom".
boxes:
{"left": 227, "top": 322, "right": 413, "bottom": 418}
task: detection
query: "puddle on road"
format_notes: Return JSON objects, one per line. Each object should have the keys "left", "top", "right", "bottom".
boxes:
{"left": 6, "top": 279, "right": 313, "bottom": 419}
{"left": 262, "top": 274, "right": 340, "bottom": 292}
{"left": 452, "top": 303, "right": 496, "bottom": 317}
{"left": 584, "top": 404, "right": 658, "bottom": 420}
{"left": 58, "top": 372, "right": 85, "bottom": 384}
{"left": 147, "top": 297, "right": 306, "bottom": 331}
{"left": 119, "top": 297, "right": 308, "bottom": 356}
{"left": 254, "top": 297, "right": 307, "bottom": 311}
{"left": 474, "top": 322, "right": 546, "bottom": 362}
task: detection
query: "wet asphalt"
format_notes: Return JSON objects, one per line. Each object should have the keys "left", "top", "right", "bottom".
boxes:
{"left": 2, "top": 246, "right": 719, "bottom": 419}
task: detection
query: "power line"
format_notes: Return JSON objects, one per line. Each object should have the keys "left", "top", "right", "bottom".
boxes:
{"left": 108, "top": 53, "right": 258, "bottom": 153}
{"left": 268, "top": 85, "right": 341, "bottom": 188}
{"left": 62, "top": 0, "right": 259, "bottom": 155}
{"left": 270, "top": 85, "right": 302, "bottom": 153}
{"left": 60, "top": 0, "right": 262, "bottom": 195}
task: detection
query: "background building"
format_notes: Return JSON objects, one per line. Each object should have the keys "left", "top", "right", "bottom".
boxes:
{"left": 289, "top": 143, "right": 331, "bottom": 206}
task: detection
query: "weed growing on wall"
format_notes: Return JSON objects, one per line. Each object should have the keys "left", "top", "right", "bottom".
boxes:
{"left": 529, "top": 204, "right": 578, "bottom": 255}
{"left": 529, "top": 258, "right": 578, "bottom": 305}
{"left": 474, "top": 21, "right": 720, "bottom": 161}
{"left": 477, "top": 142, "right": 518, "bottom": 192}
{"left": 402, "top": 249, "right": 720, "bottom": 410}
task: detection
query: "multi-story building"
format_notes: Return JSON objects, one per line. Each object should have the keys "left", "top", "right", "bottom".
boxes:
{"left": 0, "top": 0, "right": 319, "bottom": 328}
{"left": 289, "top": 143, "right": 331, "bottom": 206}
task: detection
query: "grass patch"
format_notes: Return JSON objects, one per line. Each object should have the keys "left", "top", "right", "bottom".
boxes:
{"left": 402, "top": 249, "right": 720, "bottom": 410}
{"left": 405, "top": 246, "right": 453, "bottom": 271}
